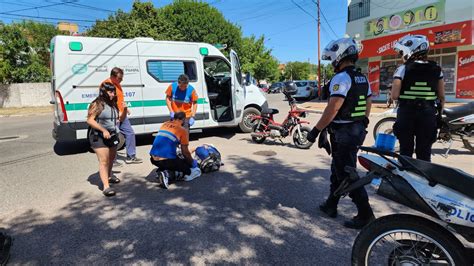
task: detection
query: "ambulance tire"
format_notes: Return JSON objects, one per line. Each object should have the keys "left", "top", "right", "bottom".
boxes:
{"left": 239, "top": 107, "right": 261, "bottom": 133}
{"left": 117, "top": 133, "right": 126, "bottom": 151}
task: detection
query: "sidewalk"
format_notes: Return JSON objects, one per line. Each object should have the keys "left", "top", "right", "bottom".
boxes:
{"left": 0, "top": 106, "right": 53, "bottom": 117}
{"left": 297, "top": 101, "right": 464, "bottom": 114}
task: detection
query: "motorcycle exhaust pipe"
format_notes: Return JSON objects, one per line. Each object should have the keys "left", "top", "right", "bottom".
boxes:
{"left": 268, "top": 124, "right": 284, "bottom": 131}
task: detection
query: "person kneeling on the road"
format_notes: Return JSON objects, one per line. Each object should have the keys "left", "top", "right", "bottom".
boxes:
{"left": 150, "top": 112, "right": 201, "bottom": 188}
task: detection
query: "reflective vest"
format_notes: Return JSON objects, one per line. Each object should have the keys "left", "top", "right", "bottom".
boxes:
{"left": 334, "top": 67, "right": 370, "bottom": 122}
{"left": 399, "top": 61, "right": 440, "bottom": 102}
{"left": 171, "top": 82, "right": 195, "bottom": 104}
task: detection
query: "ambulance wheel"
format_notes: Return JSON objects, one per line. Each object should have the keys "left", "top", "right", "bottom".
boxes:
{"left": 239, "top": 107, "right": 260, "bottom": 133}
{"left": 117, "top": 133, "right": 126, "bottom": 150}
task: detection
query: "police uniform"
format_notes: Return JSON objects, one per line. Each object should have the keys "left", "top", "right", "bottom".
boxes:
{"left": 323, "top": 65, "right": 374, "bottom": 220}
{"left": 393, "top": 60, "right": 443, "bottom": 162}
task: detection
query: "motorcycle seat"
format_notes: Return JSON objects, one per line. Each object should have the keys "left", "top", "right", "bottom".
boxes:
{"left": 443, "top": 102, "right": 474, "bottom": 120}
{"left": 399, "top": 156, "right": 474, "bottom": 199}
{"left": 262, "top": 108, "right": 279, "bottom": 115}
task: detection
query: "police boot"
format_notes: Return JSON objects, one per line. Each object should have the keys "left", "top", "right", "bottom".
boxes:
{"left": 343, "top": 203, "right": 375, "bottom": 229}
{"left": 319, "top": 196, "right": 339, "bottom": 218}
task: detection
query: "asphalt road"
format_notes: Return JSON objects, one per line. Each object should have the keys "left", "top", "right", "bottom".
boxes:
{"left": 0, "top": 94, "right": 472, "bottom": 264}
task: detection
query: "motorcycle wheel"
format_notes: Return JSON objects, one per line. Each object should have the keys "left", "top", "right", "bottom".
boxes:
{"left": 373, "top": 117, "right": 396, "bottom": 140}
{"left": 352, "top": 214, "right": 469, "bottom": 266}
{"left": 251, "top": 123, "right": 266, "bottom": 144}
{"left": 293, "top": 126, "right": 313, "bottom": 149}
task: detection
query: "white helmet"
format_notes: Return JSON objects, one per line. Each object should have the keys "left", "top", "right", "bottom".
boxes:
{"left": 393, "top": 35, "right": 429, "bottom": 61}
{"left": 321, "top": 38, "right": 359, "bottom": 68}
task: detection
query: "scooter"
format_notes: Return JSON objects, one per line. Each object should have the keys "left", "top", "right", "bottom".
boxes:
{"left": 250, "top": 91, "right": 313, "bottom": 149}
{"left": 373, "top": 101, "right": 474, "bottom": 156}
{"left": 334, "top": 146, "right": 474, "bottom": 265}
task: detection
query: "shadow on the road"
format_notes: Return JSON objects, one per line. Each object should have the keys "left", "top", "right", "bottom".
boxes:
{"left": 3, "top": 155, "right": 392, "bottom": 264}
{"left": 240, "top": 136, "right": 303, "bottom": 149}
{"left": 87, "top": 172, "right": 103, "bottom": 191}
{"left": 53, "top": 140, "right": 91, "bottom": 156}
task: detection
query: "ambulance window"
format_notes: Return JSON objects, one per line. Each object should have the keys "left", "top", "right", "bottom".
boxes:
{"left": 147, "top": 60, "right": 197, "bottom": 82}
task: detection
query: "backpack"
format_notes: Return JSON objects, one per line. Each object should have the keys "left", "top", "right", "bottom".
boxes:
{"left": 194, "top": 144, "right": 222, "bottom": 173}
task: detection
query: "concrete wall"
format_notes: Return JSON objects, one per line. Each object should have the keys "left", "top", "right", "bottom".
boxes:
{"left": 0, "top": 83, "right": 52, "bottom": 108}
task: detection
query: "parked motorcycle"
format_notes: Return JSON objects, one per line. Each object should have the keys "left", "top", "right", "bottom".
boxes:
{"left": 334, "top": 146, "right": 474, "bottom": 265}
{"left": 250, "top": 91, "right": 313, "bottom": 149}
{"left": 373, "top": 101, "right": 474, "bottom": 155}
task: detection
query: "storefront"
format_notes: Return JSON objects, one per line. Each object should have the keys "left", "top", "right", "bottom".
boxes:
{"left": 357, "top": 19, "right": 474, "bottom": 99}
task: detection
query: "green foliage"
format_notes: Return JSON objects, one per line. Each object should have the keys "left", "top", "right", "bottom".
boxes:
{"left": 160, "top": 0, "right": 242, "bottom": 51}
{"left": 0, "top": 21, "right": 57, "bottom": 83}
{"left": 87, "top": 1, "right": 182, "bottom": 40}
{"left": 283, "top": 61, "right": 311, "bottom": 80}
{"left": 238, "top": 35, "right": 279, "bottom": 82}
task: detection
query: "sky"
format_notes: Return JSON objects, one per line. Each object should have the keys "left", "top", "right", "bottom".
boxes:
{"left": 0, "top": 0, "right": 349, "bottom": 63}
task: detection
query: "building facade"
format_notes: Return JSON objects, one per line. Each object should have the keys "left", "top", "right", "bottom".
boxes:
{"left": 346, "top": 0, "right": 474, "bottom": 99}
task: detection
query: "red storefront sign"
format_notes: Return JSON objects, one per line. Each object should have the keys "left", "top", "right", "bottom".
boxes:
{"left": 456, "top": 50, "right": 474, "bottom": 99}
{"left": 359, "top": 20, "right": 473, "bottom": 58}
{"left": 368, "top": 61, "right": 381, "bottom": 95}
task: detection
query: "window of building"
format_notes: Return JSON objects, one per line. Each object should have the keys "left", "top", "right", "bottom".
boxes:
{"left": 378, "top": 49, "right": 457, "bottom": 93}
{"left": 348, "top": 0, "right": 370, "bottom": 22}
{"left": 146, "top": 60, "right": 197, "bottom": 82}
{"left": 379, "top": 59, "right": 402, "bottom": 92}
{"left": 428, "top": 54, "right": 456, "bottom": 93}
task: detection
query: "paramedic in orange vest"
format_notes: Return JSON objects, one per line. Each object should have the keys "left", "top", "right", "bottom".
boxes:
{"left": 102, "top": 67, "right": 142, "bottom": 164}
{"left": 165, "top": 74, "right": 198, "bottom": 132}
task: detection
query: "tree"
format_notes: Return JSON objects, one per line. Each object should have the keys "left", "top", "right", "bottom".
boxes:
{"left": 87, "top": 1, "right": 182, "bottom": 40}
{"left": 0, "top": 21, "right": 56, "bottom": 83}
{"left": 160, "top": 0, "right": 242, "bottom": 51}
{"left": 238, "top": 35, "right": 279, "bottom": 82}
{"left": 283, "top": 61, "right": 311, "bottom": 80}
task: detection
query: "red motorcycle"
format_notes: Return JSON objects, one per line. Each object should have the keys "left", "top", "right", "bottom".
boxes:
{"left": 250, "top": 91, "right": 313, "bottom": 149}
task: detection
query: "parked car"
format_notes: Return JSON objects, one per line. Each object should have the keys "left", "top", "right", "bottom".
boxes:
{"left": 257, "top": 83, "right": 269, "bottom": 93}
{"left": 268, "top": 82, "right": 284, "bottom": 94}
{"left": 292, "top": 80, "right": 319, "bottom": 100}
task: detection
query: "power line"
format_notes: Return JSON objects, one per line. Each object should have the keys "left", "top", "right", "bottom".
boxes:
{"left": 311, "top": 0, "right": 337, "bottom": 38}
{"left": 0, "top": 13, "right": 96, "bottom": 23}
{"left": 65, "top": 2, "right": 115, "bottom": 13}
{"left": 291, "top": 0, "right": 317, "bottom": 21}
{"left": 266, "top": 20, "right": 314, "bottom": 38}
{"left": 0, "top": 1, "right": 75, "bottom": 15}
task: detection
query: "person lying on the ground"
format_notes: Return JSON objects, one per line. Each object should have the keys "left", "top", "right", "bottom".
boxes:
{"left": 149, "top": 112, "right": 201, "bottom": 184}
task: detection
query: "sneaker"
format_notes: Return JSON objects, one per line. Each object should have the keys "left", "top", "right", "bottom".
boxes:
{"left": 125, "top": 156, "right": 143, "bottom": 164}
{"left": 184, "top": 167, "right": 201, "bottom": 182}
{"left": 159, "top": 171, "right": 170, "bottom": 189}
{"left": 343, "top": 214, "right": 375, "bottom": 229}
{"left": 113, "top": 161, "right": 123, "bottom": 167}
{"left": 319, "top": 202, "right": 338, "bottom": 218}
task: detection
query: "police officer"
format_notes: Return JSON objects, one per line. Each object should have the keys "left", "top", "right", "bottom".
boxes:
{"left": 391, "top": 35, "right": 445, "bottom": 162}
{"left": 307, "top": 38, "right": 375, "bottom": 229}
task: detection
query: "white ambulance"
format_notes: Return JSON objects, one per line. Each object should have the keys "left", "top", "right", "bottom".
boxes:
{"left": 50, "top": 36, "right": 268, "bottom": 142}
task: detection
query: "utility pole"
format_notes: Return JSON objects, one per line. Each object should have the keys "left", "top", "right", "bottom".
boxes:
{"left": 317, "top": 0, "right": 321, "bottom": 94}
